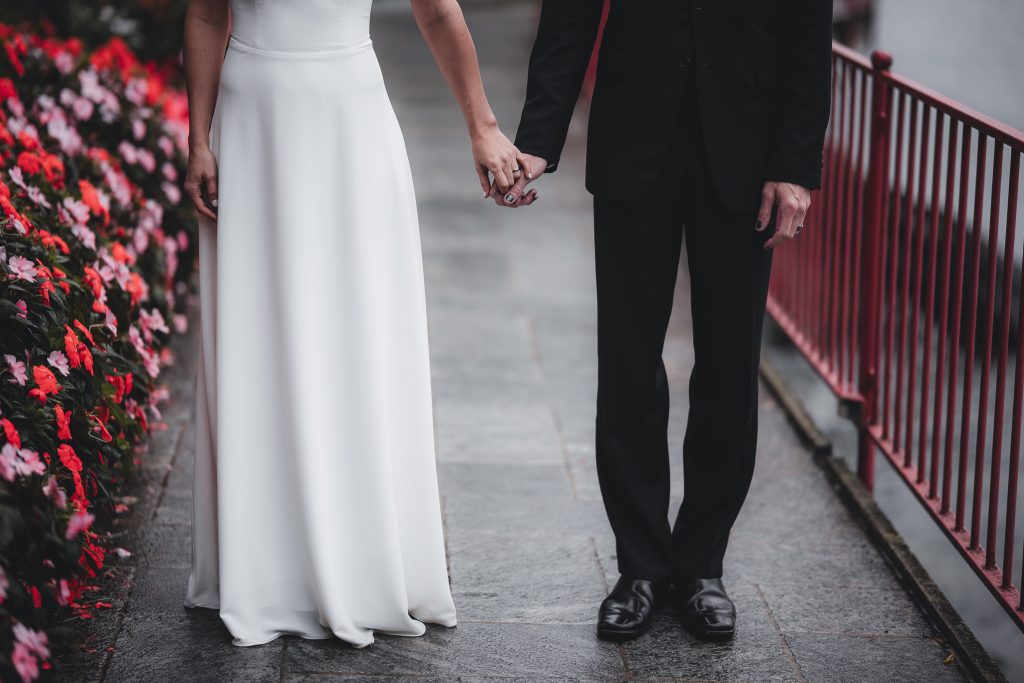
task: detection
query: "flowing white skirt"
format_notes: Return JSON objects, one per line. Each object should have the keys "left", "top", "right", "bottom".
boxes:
{"left": 184, "top": 36, "right": 457, "bottom": 648}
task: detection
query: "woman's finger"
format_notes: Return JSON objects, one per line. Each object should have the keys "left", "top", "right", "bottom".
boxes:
{"left": 491, "top": 163, "right": 511, "bottom": 194}
{"left": 204, "top": 172, "right": 219, "bottom": 210}
{"left": 476, "top": 164, "right": 491, "bottom": 197}
{"left": 189, "top": 184, "right": 217, "bottom": 221}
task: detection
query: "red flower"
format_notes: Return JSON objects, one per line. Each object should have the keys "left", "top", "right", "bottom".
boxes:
{"left": 38, "top": 278, "right": 55, "bottom": 306}
{"left": 125, "top": 272, "right": 144, "bottom": 306}
{"left": 30, "top": 365, "right": 61, "bottom": 402}
{"left": 55, "top": 405, "right": 72, "bottom": 441}
{"left": 57, "top": 444, "right": 81, "bottom": 473}
{"left": 73, "top": 319, "right": 96, "bottom": 346}
{"left": 1, "top": 417, "right": 20, "bottom": 448}
{"left": 106, "top": 374, "right": 125, "bottom": 403}
{"left": 42, "top": 153, "right": 64, "bottom": 187}
{"left": 78, "top": 180, "right": 109, "bottom": 226}
{"left": 33, "top": 364, "right": 60, "bottom": 395}
{"left": 91, "top": 416, "right": 112, "bottom": 443}
{"left": 64, "top": 326, "right": 81, "bottom": 368}
{"left": 0, "top": 76, "right": 15, "bottom": 100}
{"left": 82, "top": 267, "right": 103, "bottom": 299}
{"left": 16, "top": 150, "right": 42, "bottom": 175}
{"left": 79, "top": 346, "right": 94, "bottom": 376}
{"left": 4, "top": 42, "right": 24, "bottom": 77}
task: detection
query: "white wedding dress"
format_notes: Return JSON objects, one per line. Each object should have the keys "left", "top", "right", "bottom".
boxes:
{"left": 184, "top": 0, "right": 457, "bottom": 647}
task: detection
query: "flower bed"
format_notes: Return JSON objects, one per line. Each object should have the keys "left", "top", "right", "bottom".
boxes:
{"left": 0, "top": 24, "right": 195, "bottom": 682}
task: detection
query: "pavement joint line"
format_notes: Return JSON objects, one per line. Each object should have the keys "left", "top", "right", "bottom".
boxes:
{"left": 525, "top": 314, "right": 581, "bottom": 499}
{"left": 93, "top": 562, "right": 136, "bottom": 683}
{"left": 753, "top": 583, "right": 808, "bottom": 683}
{"left": 758, "top": 354, "right": 1006, "bottom": 683}
{"left": 279, "top": 635, "right": 289, "bottom": 682}
{"left": 778, "top": 629, "right": 957, "bottom": 640}
{"left": 150, "top": 422, "right": 186, "bottom": 523}
{"left": 440, "top": 493, "right": 453, "bottom": 584}
{"left": 586, "top": 535, "right": 633, "bottom": 681}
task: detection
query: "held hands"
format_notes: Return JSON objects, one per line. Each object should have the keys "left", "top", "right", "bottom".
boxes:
{"left": 186, "top": 144, "right": 219, "bottom": 222}
{"left": 758, "top": 181, "right": 811, "bottom": 249}
{"left": 471, "top": 123, "right": 533, "bottom": 200}
{"left": 486, "top": 152, "right": 547, "bottom": 208}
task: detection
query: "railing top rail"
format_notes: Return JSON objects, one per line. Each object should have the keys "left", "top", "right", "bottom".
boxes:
{"left": 830, "top": 41, "right": 1024, "bottom": 152}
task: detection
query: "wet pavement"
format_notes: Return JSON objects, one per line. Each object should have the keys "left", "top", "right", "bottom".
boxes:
{"left": 58, "top": 2, "right": 973, "bottom": 681}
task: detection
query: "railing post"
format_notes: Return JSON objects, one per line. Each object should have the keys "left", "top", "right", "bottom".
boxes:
{"left": 857, "top": 50, "right": 894, "bottom": 490}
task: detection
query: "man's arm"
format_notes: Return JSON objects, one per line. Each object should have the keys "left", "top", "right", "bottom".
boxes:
{"left": 759, "top": 0, "right": 832, "bottom": 249}
{"left": 764, "top": 0, "right": 833, "bottom": 189}
{"left": 514, "top": 0, "right": 605, "bottom": 174}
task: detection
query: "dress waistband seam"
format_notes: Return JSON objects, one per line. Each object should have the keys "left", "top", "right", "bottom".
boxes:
{"left": 227, "top": 35, "right": 373, "bottom": 59}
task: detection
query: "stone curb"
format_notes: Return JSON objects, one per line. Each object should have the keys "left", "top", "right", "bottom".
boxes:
{"left": 759, "top": 355, "right": 1007, "bottom": 683}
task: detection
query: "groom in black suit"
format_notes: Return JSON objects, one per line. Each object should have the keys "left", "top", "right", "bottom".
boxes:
{"left": 496, "top": 0, "right": 833, "bottom": 640}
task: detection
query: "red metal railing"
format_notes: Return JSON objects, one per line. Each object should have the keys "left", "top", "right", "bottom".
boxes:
{"left": 768, "top": 43, "right": 1024, "bottom": 631}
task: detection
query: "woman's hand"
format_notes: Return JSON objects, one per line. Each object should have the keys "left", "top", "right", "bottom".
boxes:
{"left": 470, "top": 121, "right": 527, "bottom": 198}
{"left": 185, "top": 145, "right": 219, "bottom": 222}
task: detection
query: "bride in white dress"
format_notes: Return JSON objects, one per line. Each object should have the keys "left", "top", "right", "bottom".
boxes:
{"left": 180, "top": 0, "right": 535, "bottom": 647}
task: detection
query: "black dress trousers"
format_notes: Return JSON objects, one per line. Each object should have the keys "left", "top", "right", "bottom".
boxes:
{"left": 593, "top": 69, "right": 775, "bottom": 582}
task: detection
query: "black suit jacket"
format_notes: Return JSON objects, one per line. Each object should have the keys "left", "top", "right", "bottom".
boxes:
{"left": 514, "top": 0, "right": 833, "bottom": 213}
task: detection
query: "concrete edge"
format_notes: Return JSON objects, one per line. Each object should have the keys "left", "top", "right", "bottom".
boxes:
{"left": 759, "top": 355, "right": 1008, "bottom": 683}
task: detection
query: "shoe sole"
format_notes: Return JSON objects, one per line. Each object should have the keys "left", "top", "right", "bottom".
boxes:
{"left": 596, "top": 620, "right": 653, "bottom": 642}
{"left": 680, "top": 617, "right": 735, "bottom": 641}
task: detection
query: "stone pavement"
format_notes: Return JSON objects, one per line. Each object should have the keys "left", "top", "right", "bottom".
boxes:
{"left": 58, "top": 2, "right": 972, "bottom": 681}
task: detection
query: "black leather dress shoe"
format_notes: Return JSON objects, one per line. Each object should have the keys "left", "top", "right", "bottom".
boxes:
{"left": 674, "top": 577, "right": 736, "bottom": 639}
{"left": 597, "top": 576, "right": 661, "bottom": 641}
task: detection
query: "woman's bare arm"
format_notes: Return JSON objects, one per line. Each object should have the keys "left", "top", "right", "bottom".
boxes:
{"left": 183, "top": 0, "right": 230, "bottom": 221}
{"left": 411, "top": 0, "right": 532, "bottom": 198}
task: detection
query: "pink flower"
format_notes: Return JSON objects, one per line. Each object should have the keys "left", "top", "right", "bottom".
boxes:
{"left": 137, "top": 149, "right": 156, "bottom": 173}
{"left": 48, "top": 350, "right": 70, "bottom": 377}
{"left": 7, "top": 255, "right": 38, "bottom": 282}
{"left": 126, "top": 78, "right": 148, "bottom": 105}
{"left": 71, "top": 223, "right": 97, "bottom": 251}
{"left": 11, "top": 641, "right": 38, "bottom": 682}
{"left": 8, "top": 165, "right": 28, "bottom": 189}
{"left": 161, "top": 162, "right": 177, "bottom": 182}
{"left": 65, "top": 510, "right": 95, "bottom": 540}
{"left": 162, "top": 182, "right": 181, "bottom": 204}
{"left": 5, "top": 354, "right": 28, "bottom": 385}
{"left": 55, "top": 52, "right": 74, "bottom": 74}
{"left": 13, "top": 622, "right": 50, "bottom": 659}
{"left": 117, "top": 140, "right": 138, "bottom": 165}
{"left": 43, "top": 476, "right": 68, "bottom": 510}
{"left": 14, "top": 299, "right": 27, "bottom": 318}
{"left": 72, "top": 96, "right": 94, "bottom": 121}
{"left": 56, "top": 579, "right": 73, "bottom": 606}
{"left": 131, "top": 118, "right": 146, "bottom": 140}
{"left": 0, "top": 565, "right": 8, "bottom": 603}
{"left": 13, "top": 448, "right": 45, "bottom": 477}
{"left": 140, "top": 308, "right": 170, "bottom": 340}
{"left": 0, "top": 444, "right": 17, "bottom": 482}
{"left": 62, "top": 196, "right": 90, "bottom": 224}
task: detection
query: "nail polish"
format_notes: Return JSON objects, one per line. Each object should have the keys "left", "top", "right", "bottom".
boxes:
{"left": 755, "top": 220, "right": 763, "bottom": 231}
{"left": 505, "top": 193, "right": 515, "bottom": 203}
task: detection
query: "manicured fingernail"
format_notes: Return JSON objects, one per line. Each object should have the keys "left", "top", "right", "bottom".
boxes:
{"left": 755, "top": 220, "right": 763, "bottom": 231}
{"left": 211, "top": 199, "right": 218, "bottom": 207}
{"left": 505, "top": 193, "right": 515, "bottom": 203}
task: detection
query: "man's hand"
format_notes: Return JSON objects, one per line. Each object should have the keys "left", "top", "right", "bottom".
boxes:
{"left": 758, "top": 181, "right": 811, "bottom": 249}
{"left": 487, "top": 153, "right": 548, "bottom": 208}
